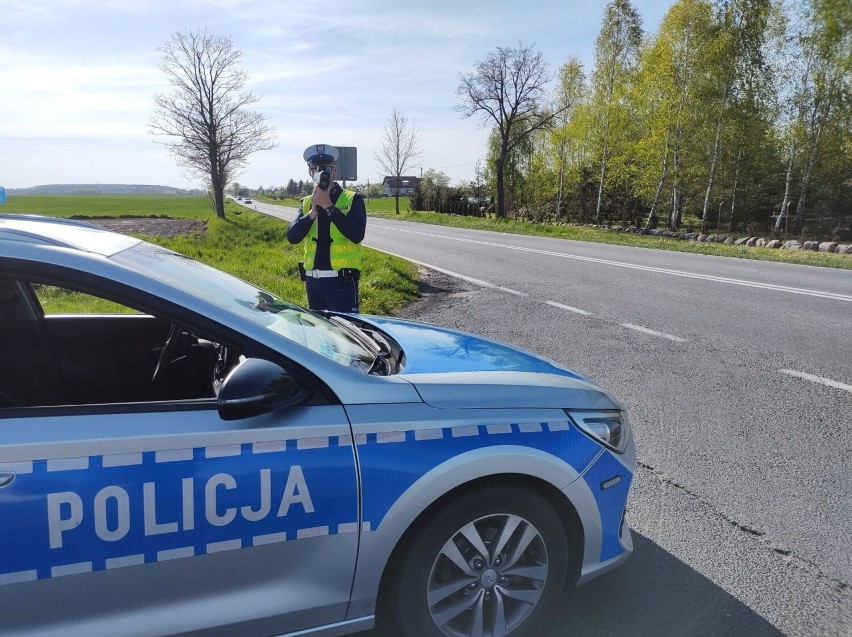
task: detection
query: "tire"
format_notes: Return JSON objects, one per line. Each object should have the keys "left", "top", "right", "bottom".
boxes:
{"left": 388, "top": 485, "right": 572, "bottom": 637}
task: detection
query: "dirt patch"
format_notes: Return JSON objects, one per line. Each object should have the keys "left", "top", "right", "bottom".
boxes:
{"left": 85, "top": 218, "right": 207, "bottom": 238}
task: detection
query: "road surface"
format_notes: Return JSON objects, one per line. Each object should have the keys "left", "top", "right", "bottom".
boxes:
{"left": 252, "top": 199, "right": 852, "bottom": 636}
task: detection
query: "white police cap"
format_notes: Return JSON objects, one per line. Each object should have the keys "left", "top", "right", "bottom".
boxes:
{"left": 303, "top": 144, "right": 339, "bottom": 164}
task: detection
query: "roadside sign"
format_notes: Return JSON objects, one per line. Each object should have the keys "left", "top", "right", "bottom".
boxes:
{"left": 0, "top": 187, "right": 6, "bottom": 205}
{"left": 336, "top": 147, "right": 357, "bottom": 182}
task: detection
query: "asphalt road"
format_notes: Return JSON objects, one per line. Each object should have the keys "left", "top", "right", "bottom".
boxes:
{"left": 251, "top": 200, "right": 852, "bottom": 636}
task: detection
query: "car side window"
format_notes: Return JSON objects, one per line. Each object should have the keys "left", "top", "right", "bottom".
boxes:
{"left": 0, "top": 279, "right": 230, "bottom": 410}
{"left": 32, "top": 284, "right": 140, "bottom": 315}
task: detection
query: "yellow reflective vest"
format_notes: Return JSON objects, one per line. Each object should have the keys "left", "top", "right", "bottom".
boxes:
{"left": 300, "top": 189, "right": 362, "bottom": 270}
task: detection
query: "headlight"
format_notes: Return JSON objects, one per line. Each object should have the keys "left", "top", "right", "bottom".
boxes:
{"left": 566, "top": 410, "right": 630, "bottom": 454}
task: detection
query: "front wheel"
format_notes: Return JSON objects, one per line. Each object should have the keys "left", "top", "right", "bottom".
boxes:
{"left": 389, "top": 485, "right": 572, "bottom": 637}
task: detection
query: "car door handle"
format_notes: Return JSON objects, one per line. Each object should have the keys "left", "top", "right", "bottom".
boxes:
{"left": 0, "top": 473, "right": 15, "bottom": 488}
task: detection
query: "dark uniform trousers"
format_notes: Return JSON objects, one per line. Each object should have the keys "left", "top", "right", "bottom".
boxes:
{"left": 305, "top": 275, "right": 359, "bottom": 313}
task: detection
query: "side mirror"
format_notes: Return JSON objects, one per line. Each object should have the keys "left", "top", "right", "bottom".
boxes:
{"left": 217, "top": 358, "right": 305, "bottom": 421}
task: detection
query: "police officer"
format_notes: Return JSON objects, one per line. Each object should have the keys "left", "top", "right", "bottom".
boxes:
{"left": 287, "top": 144, "right": 366, "bottom": 312}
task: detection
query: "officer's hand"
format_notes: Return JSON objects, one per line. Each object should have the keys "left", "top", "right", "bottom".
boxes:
{"left": 312, "top": 185, "right": 332, "bottom": 210}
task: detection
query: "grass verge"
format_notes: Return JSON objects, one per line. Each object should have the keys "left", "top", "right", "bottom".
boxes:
{"left": 4, "top": 197, "right": 420, "bottom": 315}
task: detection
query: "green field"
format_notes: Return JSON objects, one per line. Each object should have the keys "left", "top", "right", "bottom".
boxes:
{"left": 2, "top": 194, "right": 212, "bottom": 219}
{"left": 3, "top": 196, "right": 420, "bottom": 315}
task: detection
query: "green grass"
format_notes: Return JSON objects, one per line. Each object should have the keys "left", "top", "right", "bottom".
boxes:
{"left": 8, "top": 197, "right": 420, "bottom": 315}
{"left": 2, "top": 194, "right": 213, "bottom": 219}
{"left": 145, "top": 205, "right": 420, "bottom": 315}
{"left": 34, "top": 285, "right": 141, "bottom": 314}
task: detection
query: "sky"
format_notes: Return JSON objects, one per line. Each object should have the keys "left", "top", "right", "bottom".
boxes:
{"left": 1, "top": 0, "right": 671, "bottom": 191}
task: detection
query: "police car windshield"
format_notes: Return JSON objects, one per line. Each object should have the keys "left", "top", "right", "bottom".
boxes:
{"left": 112, "top": 243, "right": 375, "bottom": 371}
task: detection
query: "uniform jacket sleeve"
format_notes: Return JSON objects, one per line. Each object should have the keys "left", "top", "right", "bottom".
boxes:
{"left": 287, "top": 200, "right": 314, "bottom": 244}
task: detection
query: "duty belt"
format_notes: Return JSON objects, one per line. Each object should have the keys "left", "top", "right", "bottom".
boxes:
{"left": 305, "top": 270, "right": 339, "bottom": 279}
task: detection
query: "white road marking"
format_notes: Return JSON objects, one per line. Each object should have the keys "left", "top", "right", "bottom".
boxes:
{"left": 545, "top": 300, "right": 592, "bottom": 316}
{"left": 620, "top": 323, "right": 688, "bottom": 343}
{"left": 779, "top": 369, "right": 852, "bottom": 395}
{"left": 374, "top": 226, "right": 852, "bottom": 303}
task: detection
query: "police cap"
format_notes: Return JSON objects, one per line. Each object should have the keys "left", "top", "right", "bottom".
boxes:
{"left": 303, "top": 144, "right": 339, "bottom": 165}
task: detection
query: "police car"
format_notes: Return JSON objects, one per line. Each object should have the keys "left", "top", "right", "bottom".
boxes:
{"left": 0, "top": 214, "right": 634, "bottom": 637}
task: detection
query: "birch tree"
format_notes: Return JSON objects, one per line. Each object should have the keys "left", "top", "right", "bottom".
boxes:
{"left": 552, "top": 58, "right": 587, "bottom": 219}
{"left": 590, "top": 0, "right": 643, "bottom": 223}
{"left": 790, "top": 0, "right": 851, "bottom": 233}
{"left": 700, "top": 0, "right": 772, "bottom": 232}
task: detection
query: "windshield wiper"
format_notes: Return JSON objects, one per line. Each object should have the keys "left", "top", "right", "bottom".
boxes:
{"left": 329, "top": 316, "right": 395, "bottom": 375}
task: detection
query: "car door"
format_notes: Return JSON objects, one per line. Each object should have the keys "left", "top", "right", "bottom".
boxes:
{"left": 0, "top": 278, "right": 359, "bottom": 637}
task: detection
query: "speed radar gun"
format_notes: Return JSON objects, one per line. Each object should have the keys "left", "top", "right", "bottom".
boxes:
{"left": 303, "top": 144, "right": 339, "bottom": 191}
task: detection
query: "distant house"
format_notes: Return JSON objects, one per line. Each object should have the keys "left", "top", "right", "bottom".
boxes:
{"left": 382, "top": 176, "right": 421, "bottom": 197}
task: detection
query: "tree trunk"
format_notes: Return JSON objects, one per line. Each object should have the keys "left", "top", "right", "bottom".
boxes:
{"left": 774, "top": 143, "right": 796, "bottom": 233}
{"left": 729, "top": 146, "right": 741, "bottom": 232}
{"left": 793, "top": 120, "right": 822, "bottom": 234}
{"left": 667, "top": 96, "right": 686, "bottom": 231}
{"left": 495, "top": 152, "right": 506, "bottom": 219}
{"left": 669, "top": 145, "right": 680, "bottom": 231}
{"left": 646, "top": 129, "right": 671, "bottom": 230}
{"left": 594, "top": 120, "right": 610, "bottom": 224}
{"left": 556, "top": 139, "right": 566, "bottom": 220}
{"left": 210, "top": 161, "right": 225, "bottom": 219}
{"left": 701, "top": 98, "right": 726, "bottom": 233}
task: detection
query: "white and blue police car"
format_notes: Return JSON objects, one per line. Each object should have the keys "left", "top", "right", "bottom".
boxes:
{"left": 0, "top": 214, "right": 634, "bottom": 637}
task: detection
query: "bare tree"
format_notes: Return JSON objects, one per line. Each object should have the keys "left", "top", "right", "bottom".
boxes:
{"left": 149, "top": 29, "right": 276, "bottom": 219}
{"left": 457, "top": 43, "right": 561, "bottom": 218}
{"left": 374, "top": 108, "right": 423, "bottom": 215}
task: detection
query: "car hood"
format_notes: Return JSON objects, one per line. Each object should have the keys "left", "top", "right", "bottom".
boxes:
{"left": 359, "top": 315, "right": 620, "bottom": 410}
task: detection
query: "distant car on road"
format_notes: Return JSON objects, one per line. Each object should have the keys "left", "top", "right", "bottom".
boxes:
{"left": 0, "top": 214, "right": 635, "bottom": 637}
{"left": 243, "top": 198, "right": 253, "bottom": 204}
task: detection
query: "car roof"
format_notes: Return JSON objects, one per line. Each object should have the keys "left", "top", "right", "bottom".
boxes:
{"left": 0, "top": 214, "right": 141, "bottom": 257}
